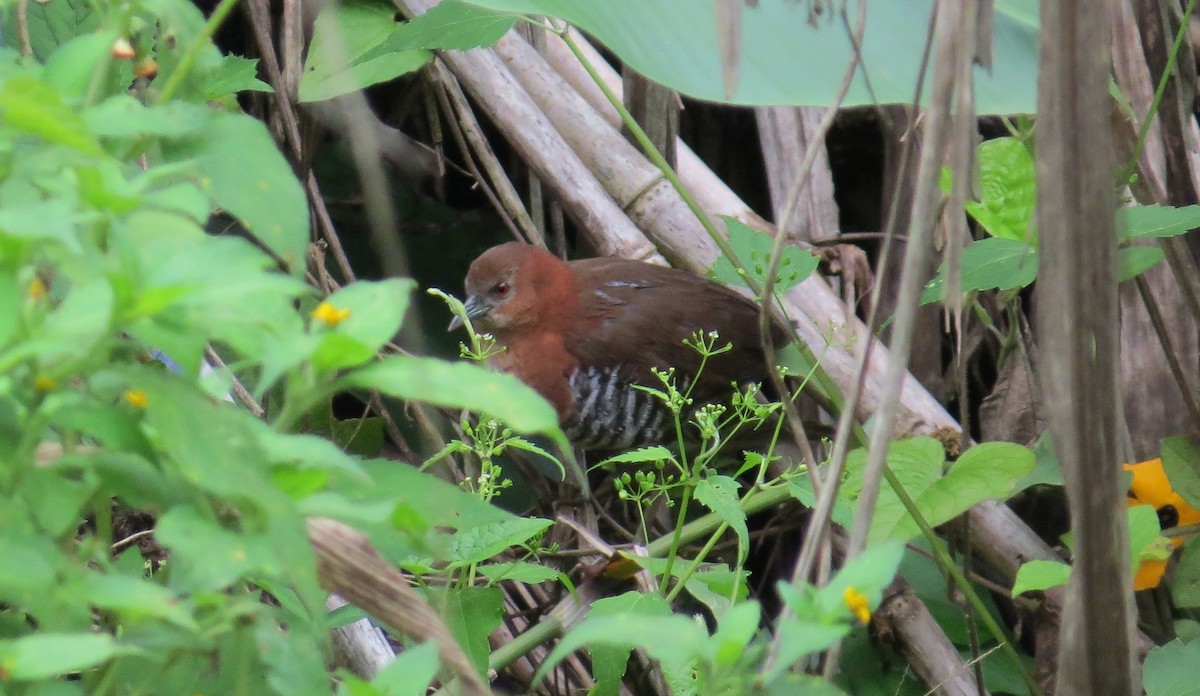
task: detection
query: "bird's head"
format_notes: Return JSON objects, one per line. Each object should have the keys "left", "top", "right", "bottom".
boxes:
{"left": 449, "top": 242, "right": 575, "bottom": 333}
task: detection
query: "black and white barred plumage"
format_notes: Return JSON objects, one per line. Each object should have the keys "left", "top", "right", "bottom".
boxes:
{"left": 562, "top": 366, "right": 672, "bottom": 450}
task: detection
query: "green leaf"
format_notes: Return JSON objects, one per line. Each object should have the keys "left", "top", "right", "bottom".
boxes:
{"left": 28, "top": 276, "right": 114, "bottom": 366}
{"left": 0, "top": 199, "right": 77, "bottom": 249}
{"left": 85, "top": 574, "right": 197, "bottom": 630}
{"left": 683, "top": 566, "right": 750, "bottom": 617}
{"left": 1144, "top": 639, "right": 1200, "bottom": 696}
{"left": 1117, "top": 245, "right": 1165, "bottom": 281}
{"left": 597, "top": 445, "right": 674, "bottom": 467}
{"left": 766, "top": 620, "right": 850, "bottom": 683}
{"left": 339, "top": 356, "right": 561, "bottom": 435}
{"left": 1119, "top": 204, "right": 1200, "bottom": 242}
{"left": 709, "top": 216, "right": 819, "bottom": 294}
{"left": 2, "top": 0, "right": 99, "bottom": 62}
{"left": 83, "top": 96, "right": 212, "bottom": 137}
{"left": 449, "top": 517, "right": 552, "bottom": 565}
{"left": 300, "top": 0, "right": 431, "bottom": 102}
{"left": 1162, "top": 435, "right": 1200, "bottom": 510}
{"left": 160, "top": 112, "right": 308, "bottom": 271}
{"left": 878, "top": 441, "right": 1034, "bottom": 544}
{"left": 387, "top": 0, "right": 516, "bottom": 51}
{"left": 338, "top": 458, "right": 513, "bottom": 533}
{"left": 1015, "top": 432, "right": 1065, "bottom": 491}
{"left": 765, "top": 673, "right": 851, "bottom": 696}
{"left": 205, "top": 55, "right": 273, "bottom": 99}
{"left": 816, "top": 542, "right": 905, "bottom": 621}
{"left": 371, "top": 641, "right": 439, "bottom": 696}
{"left": 42, "top": 31, "right": 130, "bottom": 104}
{"left": 693, "top": 475, "right": 749, "bottom": 566}
{"left": 1170, "top": 536, "right": 1200, "bottom": 609}
{"left": 842, "top": 437, "right": 943, "bottom": 542}
{"left": 256, "top": 621, "right": 330, "bottom": 696}
{"left": 706, "top": 600, "right": 760, "bottom": 666}
{"left": 1011, "top": 559, "right": 1071, "bottom": 596}
{"left": 475, "top": 561, "right": 562, "bottom": 584}
{"left": 534, "top": 613, "right": 707, "bottom": 686}
{"left": 312, "top": 279, "right": 416, "bottom": 373}
{"left": 121, "top": 367, "right": 275, "bottom": 503}
{"left": 461, "top": 0, "right": 1037, "bottom": 114}
{"left": 921, "top": 237, "right": 1038, "bottom": 304}
{"left": 965, "top": 137, "right": 1036, "bottom": 243}
{"left": 0, "top": 77, "right": 101, "bottom": 154}
{"left": 585, "top": 592, "right": 674, "bottom": 696}
{"left": 433, "top": 586, "right": 503, "bottom": 679}
{"left": 0, "top": 633, "right": 125, "bottom": 680}
{"left": 154, "top": 507, "right": 259, "bottom": 592}
{"left": 1131, "top": 504, "right": 1170, "bottom": 565}
{"left": 787, "top": 476, "right": 853, "bottom": 528}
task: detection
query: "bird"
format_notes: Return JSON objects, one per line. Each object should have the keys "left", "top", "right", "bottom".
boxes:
{"left": 449, "top": 242, "right": 788, "bottom": 451}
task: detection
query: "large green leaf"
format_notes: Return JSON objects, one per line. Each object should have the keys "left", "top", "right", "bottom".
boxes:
{"left": 921, "top": 237, "right": 1039, "bottom": 304}
{"left": 463, "top": 0, "right": 1038, "bottom": 113}
{"left": 1144, "top": 639, "right": 1200, "bottom": 696}
{"left": 432, "top": 586, "right": 504, "bottom": 679}
{"left": 0, "top": 633, "right": 127, "bottom": 680}
{"left": 311, "top": 279, "right": 415, "bottom": 374}
{"left": 1119, "top": 204, "right": 1200, "bottom": 242}
{"left": 300, "top": 0, "right": 431, "bottom": 102}
{"left": 965, "top": 137, "right": 1037, "bottom": 243}
{"left": 449, "top": 517, "right": 552, "bottom": 565}
{"left": 585, "top": 592, "right": 674, "bottom": 696}
{"left": 338, "top": 355, "right": 560, "bottom": 435}
{"left": 843, "top": 438, "right": 1033, "bottom": 544}
{"left": 160, "top": 113, "right": 309, "bottom": 271}
{"left": 693, "top": 475, "right": 749, "bottom": 567}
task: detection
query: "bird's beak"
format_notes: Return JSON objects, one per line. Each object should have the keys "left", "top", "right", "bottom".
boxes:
{"left": 447, "top": 294, "right": 490, "bottom": 331}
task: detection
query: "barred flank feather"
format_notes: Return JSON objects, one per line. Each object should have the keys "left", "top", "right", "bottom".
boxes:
{"left": 564, "top": 367, "right": 669, "bottom": 450}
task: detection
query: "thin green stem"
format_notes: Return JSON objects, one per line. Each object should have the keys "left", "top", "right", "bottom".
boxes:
{"left": 646, "top": 484, "right": 792, "bottom": 556}
{"left": 664, "top": 520, "right": 729, "bottom": 604}
{"left": 489, "top": 614, "right": 563, "bottom": 671}
{"left": 155, "top": 0, "right": 241, "bottom": 103}
{"left": 658, "top": 484, "right": 693, "bottom": 595}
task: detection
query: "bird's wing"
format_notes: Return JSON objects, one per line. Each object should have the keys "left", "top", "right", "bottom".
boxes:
{"left": 565, "top": 258, "right": 778, "bottom": 392}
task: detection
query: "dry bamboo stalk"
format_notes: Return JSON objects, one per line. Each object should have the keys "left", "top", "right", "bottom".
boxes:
{"left": 326, "top": 594, "right": 396, "bottom": 681}
{"left": 307, "top": 517, "right": 491, "bottom": 696}
{"left": 395, "top": 1, "right": 665, "bottom": 266}
{"left": 542, "top": 30, "right": 776, "bottom": 232}
{"left": 875, "top": 583, "right": 992, "bottom": 696}
{"left": 755, "top": 106, "right": 842, "bottom": 242}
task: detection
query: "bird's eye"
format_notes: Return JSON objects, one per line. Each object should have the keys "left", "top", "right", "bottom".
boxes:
{"left": 492, "top": 281, "right": 510, "bottom": 297}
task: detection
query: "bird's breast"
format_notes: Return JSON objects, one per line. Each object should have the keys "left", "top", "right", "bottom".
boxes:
{"left": 563, "top": 366, "right": 673, "bottom": 451}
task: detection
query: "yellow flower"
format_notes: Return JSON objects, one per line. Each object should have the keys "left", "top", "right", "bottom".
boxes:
{"left": 33, "top": 375, "right": 56, "bottom": 391}
{"left": 28, "top": 278, "right": 46, "bottom": 300}
{"left": 312, "top": 301, "right": 351, "bottom": 326}
{"left": 843, "top": 586, "right": 871, "bottom": 624}
{"left": 124, "top": 389, "right": 148, "bottom": 409}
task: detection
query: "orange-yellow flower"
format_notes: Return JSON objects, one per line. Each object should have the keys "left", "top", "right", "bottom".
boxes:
{"left": 312, "top": 301, "right": 351, "bottom": 327}
{"left": 1126, "top": 458, "right": 1200, "bottom": 590}
{"left": 123, "top": 389, "right": 148, "bottom": 409}
{"left": 33, "top": 375, "right": 56, "bottom": 391}
{"left": 28, "top": 278, "right": 46, "bottom": 301}
{"left": 843, "top": 586, "right": 871, "bottom": 624}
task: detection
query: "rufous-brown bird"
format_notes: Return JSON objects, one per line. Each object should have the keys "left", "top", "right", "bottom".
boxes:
{"left": 450, "top": 242, "right": 787, "bottom": 451}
